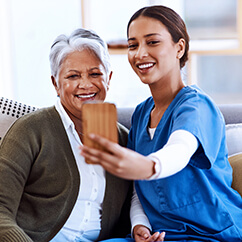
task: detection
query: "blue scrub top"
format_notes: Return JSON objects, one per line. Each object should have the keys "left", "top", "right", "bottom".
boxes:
{"left": 127, "top": 85, "right": 242, "bottom": 241}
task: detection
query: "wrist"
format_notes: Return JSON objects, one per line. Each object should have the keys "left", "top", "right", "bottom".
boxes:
{"left": 146, "top": 155, "right": 162, "bottom": 180}
{"left": 133, "top": 224, "right": 151, "bottom": 239}
{"left": 133, "top": 224, "right": 151, "bottom": 233}
{"left": 145, "top": 158, "right": 156, "bottom": 179}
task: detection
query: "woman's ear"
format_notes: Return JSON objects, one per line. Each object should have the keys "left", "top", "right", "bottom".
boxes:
{"left": 107, "top": 71, "right": 113, "bottom": 91}
{"left": 51, "top": 76, "right": 60, "bottom": 96}
{"left": 176, "top": 38, "right": 186, "bottom": 59}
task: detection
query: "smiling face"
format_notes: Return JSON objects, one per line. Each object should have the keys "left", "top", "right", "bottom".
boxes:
{"left": 52, "top": 49, "right": 111, "bottom": 119}
{"left": 127, "top": 16, "right": 184, "bottom": 87}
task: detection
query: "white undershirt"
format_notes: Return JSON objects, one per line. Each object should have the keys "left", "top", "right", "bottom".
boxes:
{"left": 130, "top": 128, "right": 199, "bottom": 233}
{"left": 54, "top": 99, "right": 105, "bottom": 241}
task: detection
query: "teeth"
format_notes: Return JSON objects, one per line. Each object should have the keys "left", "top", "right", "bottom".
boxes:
{"left": 138, "top": 63, "right": 154, "bottom": 69}
{"left": 77, "top": 93, "right": 95, "bottom": 98}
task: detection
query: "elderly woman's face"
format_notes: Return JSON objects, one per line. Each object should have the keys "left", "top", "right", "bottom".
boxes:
{"left": 52, "top": 49, "right": 111, "bottom": 119}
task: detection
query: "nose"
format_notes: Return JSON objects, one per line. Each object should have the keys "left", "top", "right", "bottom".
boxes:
{"left": 77, "top": 75, "right": 93, "bottom": 89}
{"left": 135, "top": 45, "right": 148, "bottom": 59}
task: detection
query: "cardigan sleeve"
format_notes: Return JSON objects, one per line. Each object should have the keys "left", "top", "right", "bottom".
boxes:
{"left": 0, "top": 107, "right": 80, "bottom": 242}
{"left": 0, "top": 117, "right": 34, "bottom": 241}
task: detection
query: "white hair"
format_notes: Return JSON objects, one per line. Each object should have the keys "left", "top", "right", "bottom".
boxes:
{"left": 49, "top": 28, "right": 111, "bottom": 79}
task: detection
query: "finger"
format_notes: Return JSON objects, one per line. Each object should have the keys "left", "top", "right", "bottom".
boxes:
{"left": 159, "top": 231, "right": 165, "bottom": 241}
{"left": 134, "top": 236, "right": 147, "bottom": 242}
{"left": 148, "top": 231, "right": 165, "bottom": 242}
{"left": 80, "top": 144, "right": 128, "bottom": 177}
{"left": 138, "top": 228, "right": 150, "bottom": 240}
{"left": 88, "top": 134, "right": 122, "bottom": 155}
{"left": 135, "top": 234, "right": 150, "bottom": 242}
{"left": 145, "top": 232, "right": 159, "bottom": 241}
{"left": 137, "top": 231, "right": 149, "bottom": 240}
{"left": 80, "top": 145, "right": 118, "bottom": 165}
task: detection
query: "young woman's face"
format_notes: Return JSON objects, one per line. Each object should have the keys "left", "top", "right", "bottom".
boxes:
{"left": 127, "top": 16, "right": 183, "bottom": 86}
{"left": 52, "top": 49, "right": 111, "bottom": 119}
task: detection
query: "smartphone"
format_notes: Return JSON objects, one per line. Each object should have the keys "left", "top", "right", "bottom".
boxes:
{"left": 82, "top": 102, "right": 118, "bottom": 163}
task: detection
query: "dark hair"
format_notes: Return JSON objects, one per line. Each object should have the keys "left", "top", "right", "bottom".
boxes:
{"left": 127, "top": 5, "right": 189, "bottom": 69}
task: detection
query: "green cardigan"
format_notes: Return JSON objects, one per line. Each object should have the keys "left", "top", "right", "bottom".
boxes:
{"left": 0, "top": 107, "right": 132, "bottom": 242}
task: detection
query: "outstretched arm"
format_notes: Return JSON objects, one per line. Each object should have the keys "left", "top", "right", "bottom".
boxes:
{"left": 80, "top": 133, "right": 155, "bottom": 180}
{"left": 80, "top": 130, "right": 198, "bottom": 180}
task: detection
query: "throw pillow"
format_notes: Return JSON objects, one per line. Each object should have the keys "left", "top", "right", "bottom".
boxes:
{"left": 228, "top": 152, "right": 242, "bottom": 196}
{"left": 0, "top": 97, "right": 37, "bottom": 142}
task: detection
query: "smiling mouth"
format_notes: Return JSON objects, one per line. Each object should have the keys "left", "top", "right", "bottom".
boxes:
{"left": 76, "top": 93, "right": 96, "bottom": 99}
{"left": 137, "top": 63, "right": 155, "bottom": 70}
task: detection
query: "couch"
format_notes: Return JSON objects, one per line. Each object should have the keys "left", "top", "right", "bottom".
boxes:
{"left": 0, "top": 97, "right": 242, "bottom": 196}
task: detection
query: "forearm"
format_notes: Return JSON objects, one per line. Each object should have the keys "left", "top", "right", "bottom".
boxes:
{"left": 0, "top": 213, "right": 32, "bottom": 242}
{"left": 148, "top": 130, "right": 198, "bottom": 179}
{"left": 130, "top": 184, "right": 151, "bottom": 234}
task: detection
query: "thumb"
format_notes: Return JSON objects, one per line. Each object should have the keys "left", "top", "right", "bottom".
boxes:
{"left": 142, "top": 232, "right": 149, "bottom": 239}
{"left": 137, "top": 227, "right": 151, "bottom": 239}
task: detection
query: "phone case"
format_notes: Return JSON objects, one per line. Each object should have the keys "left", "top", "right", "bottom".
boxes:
{"left": 82, "top": 102, "right": 118, "bottom": 163}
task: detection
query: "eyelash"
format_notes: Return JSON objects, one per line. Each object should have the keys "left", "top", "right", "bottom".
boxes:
{"left": 128, "top": 44, "right": 138, "bottom": 49}
{"left": 91, "top": 73, "right": 102, "bottom": 77}
{"left": 148, "top": 40, "right": 160, "bottom": 45}
{"left": 128, "top": 40, "right": 160, "bottom": 49}
{"left": 67, "top": 74, "right": 80, "bottom": 79}
{"left": 66, "top": 73, "right": 102, "bottom": 79}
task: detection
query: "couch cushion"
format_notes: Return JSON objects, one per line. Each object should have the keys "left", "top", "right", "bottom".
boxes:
{"left": 219, "top": 104, "right": 242, "bottom": 125}
{"left": 226, "top": 123, "right": 242, "bottom": 156}
{"left": 228, "top": 153, "right": 242, "bottom": 196}
{"left": 0, "top": 97, "right": 37, "bottom": 142}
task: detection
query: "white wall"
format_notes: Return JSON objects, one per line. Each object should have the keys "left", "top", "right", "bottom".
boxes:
{"left": 0, "top": 0, "right": 82, "bottom": 107}
{"left": 0, "top": 0, "right": 152, "bottom": 108}
{"left": 1, "top": 0, "right": 240, "bottom": 108}
{"left": 0, "top": 0, "right": 14, "bottom": 98}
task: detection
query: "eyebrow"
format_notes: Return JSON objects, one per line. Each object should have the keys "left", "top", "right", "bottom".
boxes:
{"left": 128, "top": 33, "right": 161, "bottom": 41}
{"left": 67, "top": 70, "right": 80, "bottom": 73}
{"left": 90, "top": 67, "right": 101, "bottom": 71}
{"left": 67, "top": 67, "right": 100, "bottom": 73}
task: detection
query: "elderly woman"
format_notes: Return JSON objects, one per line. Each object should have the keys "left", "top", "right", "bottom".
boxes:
{"left": 0, "top": 28, "right": 132, "bottom": 242}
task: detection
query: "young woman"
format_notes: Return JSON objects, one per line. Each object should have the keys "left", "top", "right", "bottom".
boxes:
{"left": 80, "top": 5, "right": 242, "bottom": 242}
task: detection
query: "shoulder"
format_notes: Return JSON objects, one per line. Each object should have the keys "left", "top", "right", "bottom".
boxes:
{"left": 179, "top": 85, "right": 215, "bottom": 106}
{"left": 14, "top": 106, "right": 59, "bottom": 126}
{"left": 174, "top": 85, "right": 222, "bottom": 119}
{"left": 132, "top": 96, "right": 153, "bottom": 120}
{"left": 7, "top": 106, "right": 62, "bottom": 138}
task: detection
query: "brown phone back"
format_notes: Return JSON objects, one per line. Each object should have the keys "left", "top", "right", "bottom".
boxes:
{"left": 82, "top": 102, "right": 118, "bottom": 163}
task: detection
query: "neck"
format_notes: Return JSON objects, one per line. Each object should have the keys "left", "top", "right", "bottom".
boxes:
{"left": 63, "top": 106, "right": 83, "bottom": 135}
{"left": 148, "top": 76, "right": 185, "bottom": 128}
{"left": 150, "top": 76, "right": 185, "bottom": 109}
